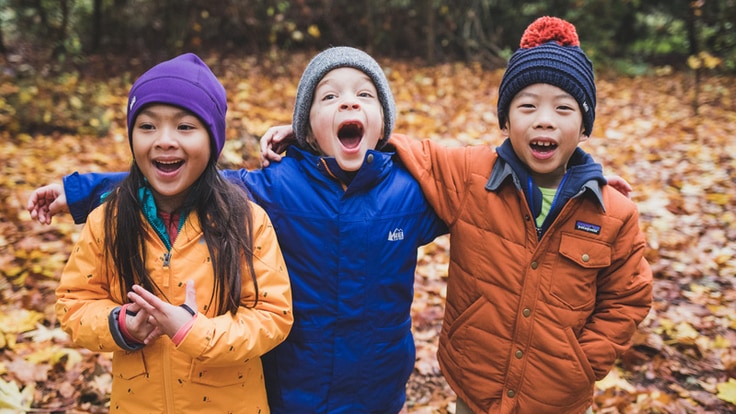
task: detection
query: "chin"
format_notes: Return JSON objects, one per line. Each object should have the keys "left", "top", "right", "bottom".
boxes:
{"left": 336, "top": 159, "right": 363, "bottom": 172}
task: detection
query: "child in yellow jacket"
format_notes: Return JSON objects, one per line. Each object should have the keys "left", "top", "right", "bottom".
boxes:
{"left": 55, "top": 53, "right": 292, "bottom": 413}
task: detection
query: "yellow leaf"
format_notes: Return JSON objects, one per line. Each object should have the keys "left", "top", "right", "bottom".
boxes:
{"left": 307, "top": 24, "right": 321, "bottom": 38}
{"left": 0, "top": 308, "right": 44, "bottom": 334}
{"left": 0, "top": 378, "right": 34, "bottom": 412}
{"left": 687, "top": 55, "right": 702, "bottom": 70}
{"left": 25, "top": 345, "right": 82, "bottom": 371}
{"left": 596, "top": 368, "right": 636, "bottom": 392}
{"left": 716, "top": 378, "right": 736, "bottom": 404}
{"left": 69, "top": 95, "right": 83, "bottom": 109}
{"left": 23, "top": 324, "right": 68, "bottom": 343}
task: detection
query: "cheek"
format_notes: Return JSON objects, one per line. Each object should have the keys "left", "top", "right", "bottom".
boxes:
{"left": 130, "top": 138, "right": 146, "bottom": 160}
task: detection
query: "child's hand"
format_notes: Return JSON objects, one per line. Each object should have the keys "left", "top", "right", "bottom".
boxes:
{"left": 605, "top": 175, "right": 633, "bottom": 199}
{"left": 260, "top": 125, "right": 296, "bottom": 167}
{"left": 27, "top": 183, "right": 69, "bottom": 225}
{"left": 127, "top": 280, "right": 199, "bottom": 340}
{"left": 123, "top": 303, "right": 162, "bottom": 345}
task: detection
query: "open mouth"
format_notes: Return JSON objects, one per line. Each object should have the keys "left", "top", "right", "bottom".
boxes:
{"left": 530, "top": 139, "right": 557, "bottom": 153}
{"left": 337, "top": 121, "right": 364, "bottom": 149}
{"left": 155, "top": 159, "right": 184, "bottom": 173}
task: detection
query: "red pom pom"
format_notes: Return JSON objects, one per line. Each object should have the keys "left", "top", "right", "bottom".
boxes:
{"left": 519, "top": 16, "right": 580, "bottom": 48}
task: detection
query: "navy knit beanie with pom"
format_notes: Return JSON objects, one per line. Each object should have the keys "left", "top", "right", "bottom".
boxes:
{"left": 293, "top": 46, "right": 396, "bottom": 150}
{"left": 127, "top": 53, "right": 228, "bottom": 158}
{"left": 497, "top": 16, "right": 596, "bottom": 136}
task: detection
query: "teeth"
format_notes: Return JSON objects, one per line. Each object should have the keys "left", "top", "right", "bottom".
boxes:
{"left": 157, "top": 160, "right": 181, "bottom": 164}
{"left": 532, "top": 141, "right": 554, "bottom": 146}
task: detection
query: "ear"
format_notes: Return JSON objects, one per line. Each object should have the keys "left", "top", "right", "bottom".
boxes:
{"left": 579, "top": 125, "right": 589, "bottom": 143}
{"left": 501, "top": 121, "right": 510, "bottom": 137}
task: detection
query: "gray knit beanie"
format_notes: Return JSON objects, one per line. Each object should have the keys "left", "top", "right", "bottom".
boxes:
{"left": 293, "top": 46, "right": 396, "bottom": 150}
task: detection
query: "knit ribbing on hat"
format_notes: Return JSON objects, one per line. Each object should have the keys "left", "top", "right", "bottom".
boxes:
{"left": 292, "top": 46, "right": 396, "bottom": 150}
{"left": 497, "top": 16, "right": 596, "bottom": 136}
{"left": 127, "top": 53, "right": 228, "bottom": 157}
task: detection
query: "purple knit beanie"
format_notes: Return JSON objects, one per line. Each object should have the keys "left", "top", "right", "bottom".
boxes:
{"left": 497, "top": 16, "right": 596, "bottom": 136}
{"left": 127, "top": 53, "right": 228, "bottom": 157}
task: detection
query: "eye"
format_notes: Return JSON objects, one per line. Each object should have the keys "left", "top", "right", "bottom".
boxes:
{"left": 322, "top": 93, "right": 337, "bottom": 101}
{"left": 358, "top": 91, "right": 374, "bottom": 98}
{"left": 138, "top": 122, "right": 155, "bottom": 130}
{"left": 178, "top": 123, "right": 196, "bottom": 131}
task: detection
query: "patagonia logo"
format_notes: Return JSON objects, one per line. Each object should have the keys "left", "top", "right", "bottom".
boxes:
{"left": 575, "top": 221, "right": 601, "bottom": 235}
{"left": 387, "top": 228, "right": 404, "bottom": 241}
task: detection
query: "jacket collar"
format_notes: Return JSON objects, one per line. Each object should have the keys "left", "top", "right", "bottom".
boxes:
{"left": 286, "top": 146, "right": 393, "bottom": 194}
{"left": 485, "top": 139, "right": 607, "bottom": 212}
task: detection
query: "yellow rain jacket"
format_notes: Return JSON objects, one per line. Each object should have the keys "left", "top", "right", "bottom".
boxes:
{"left": 56, "top": 201, "right": 293, "bottom": 413}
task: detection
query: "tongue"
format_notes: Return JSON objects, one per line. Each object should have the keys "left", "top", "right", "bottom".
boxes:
{"left": 532, "top": 144, "right": 555, "bottom": 153}
{"left": 340, "top": 136, "right": 361, "bottom": 149}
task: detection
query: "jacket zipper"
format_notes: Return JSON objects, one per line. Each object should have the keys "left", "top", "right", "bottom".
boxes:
{"left": 163, "top": 252, "right": 171, "bottom": 268}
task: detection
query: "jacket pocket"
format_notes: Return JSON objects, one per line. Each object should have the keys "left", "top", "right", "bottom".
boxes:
{"left": 112, "top": 350, "right": 148, "bottom": 380}
{"left": 564, "top": 327, "right": 596, "bottom": 384}
{"left": 188, "top": 360, "right": 253, "bottom": 387}
{"left": 551, "top": 233, "right": 611, "bottom": 310}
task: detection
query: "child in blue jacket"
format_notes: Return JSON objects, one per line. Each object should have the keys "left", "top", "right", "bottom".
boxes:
{"left": 28, "top": 47, "right": 447, "bottom": 413}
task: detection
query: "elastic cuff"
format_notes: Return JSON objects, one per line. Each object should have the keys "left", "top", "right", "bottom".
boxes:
{"left": 108, "top": 306, "right": 145, "bottom": 351}
{"left": 171, "top": 314, "right": 197, "bottom": 346}
{"left": 118, "top": 304, "right": 142, "bottom": 345}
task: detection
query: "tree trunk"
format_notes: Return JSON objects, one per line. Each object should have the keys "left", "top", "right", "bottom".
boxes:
{"left": 425, "top": 0, "right": 436, "bottom": 64}
{"left": 90, "top": 0, "right": 103, "bottom": 52}
{"left": 687, "top": 1, "right": 700, "bottom": 115}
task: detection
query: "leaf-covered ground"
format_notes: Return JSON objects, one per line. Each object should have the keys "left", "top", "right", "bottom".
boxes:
{"left": 1, "top": 53, "right": 735, "bottom": 413}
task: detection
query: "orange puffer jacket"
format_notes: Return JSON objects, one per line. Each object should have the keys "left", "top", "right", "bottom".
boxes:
{"left": 56, "top": 201, "right": 293, "bottom": 414}
{"left": 390, "top": 134, "right": 652, "bottom": 414}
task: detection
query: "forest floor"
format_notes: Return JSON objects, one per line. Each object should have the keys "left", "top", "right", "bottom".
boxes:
{"left": 1, "top": 52, "right": 735, "bottom": 413}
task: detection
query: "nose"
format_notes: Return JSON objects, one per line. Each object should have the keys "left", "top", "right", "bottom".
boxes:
{"left": 339, "top": 98, "right": 360, "bottom": 111}
{"left": 533, "top": 107, "right": 555, "bottom": 129}
{"left": 155, "top": 127, "right": 179, "bottom": 149}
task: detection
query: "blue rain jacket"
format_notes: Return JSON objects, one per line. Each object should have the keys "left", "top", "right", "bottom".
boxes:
{"left": 64, "top": 145, "right": 447, "bottom": 413}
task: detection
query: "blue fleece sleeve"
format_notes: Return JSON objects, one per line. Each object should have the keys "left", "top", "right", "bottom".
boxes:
{"left": 63, "top": 169, "right": 254, "bottom": 224}
{"left": 63, "top": 172, "right": 127, "bottom": 224}
{"left": 221, "top": 169, "right": 255, "bottom": 200}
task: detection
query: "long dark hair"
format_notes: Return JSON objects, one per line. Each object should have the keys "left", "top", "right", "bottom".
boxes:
{"left": 102, "top": 152, "right": 258, "bottom": 315}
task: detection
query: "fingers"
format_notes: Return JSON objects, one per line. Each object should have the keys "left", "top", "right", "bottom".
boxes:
{"left": 260, "top": 148, "right": 284, "bottom": 167}
{"left": 27, "top": 184, "right": 65, "bottom": 225}
{"left": 127, "top": 284, "right": 197, "bottom": 338}
{"left": 259, "top": 125, "right": 295, "bottom": 166}
{"left": 184, "top": 280, "right": 198, "bottom": 314}
{"left": 605, "top": 175, "right": 633, "bottom": 199}
{"left": 141, "top": 326, "right": 163, "bottom": 345}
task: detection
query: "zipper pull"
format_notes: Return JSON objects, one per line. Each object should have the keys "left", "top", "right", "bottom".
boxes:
{"left": 163, "top": 252, "right": 171, "bottom": 268}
